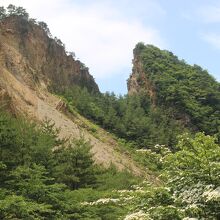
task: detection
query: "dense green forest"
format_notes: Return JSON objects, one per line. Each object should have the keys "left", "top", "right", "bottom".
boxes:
{"left": 0, "top": 112, "right": 219, "bottom": 219}
{"left": 0, "top": 112, "right": 141, "bottom": 219}
{"left": 134, "top": 43, "right": 220, "bottom": 138}
{"left": 56, "top": 87, "right": 185, "bottom": 149}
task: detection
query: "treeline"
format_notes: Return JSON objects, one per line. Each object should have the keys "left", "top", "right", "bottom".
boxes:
{"left": 58, "top": 86, "right": 185, "bottom": 148}
{"left": 0, "top": 4, "right": 29, "bottom": 20}
{"left": 0, "top": 112, "right": 138, "bottom": 219}
{"left": 0, "top": 5, "right": 53, "bottom": 42}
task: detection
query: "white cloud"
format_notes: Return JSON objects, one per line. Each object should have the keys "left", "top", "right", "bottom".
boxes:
{"left": 202, "top": 33, "right": 220, "bottom": 49}
{"left": 0, "top": 0, "right": 165, "bottom": 79}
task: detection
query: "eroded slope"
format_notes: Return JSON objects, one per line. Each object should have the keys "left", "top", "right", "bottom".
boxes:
{"left": 0, "top": 16, "right": 147, "bottom": 177}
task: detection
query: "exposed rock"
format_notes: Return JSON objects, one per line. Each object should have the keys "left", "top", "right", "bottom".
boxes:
{"left": 0, "top": 15, "right": 99, "bottom": 93}
{"left": 127, "top": 46, "right": 156, "bottom": 105}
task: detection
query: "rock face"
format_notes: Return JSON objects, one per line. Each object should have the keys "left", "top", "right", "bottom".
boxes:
{"left": 0, "top": 15, "right": 99, "bottom": 94}
{"left": 127, "top": 46, "right": 156, "bottom": 105}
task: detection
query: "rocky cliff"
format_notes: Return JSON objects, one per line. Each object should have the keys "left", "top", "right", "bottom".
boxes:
{"left": 127, "top": 45, "right": 156, "bottom": 105}
{"left": 0, "top": 15, "right": 99, "bottom": 95}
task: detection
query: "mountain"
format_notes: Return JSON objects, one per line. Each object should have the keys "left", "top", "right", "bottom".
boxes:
{"left": 128, "top": 43, "right": 220, "bottom": 137}
{"left": 62, "top": 44, "right": 219, "bottom": 149}
{"left": 0, "top": 12, "right": 145, "bottom": 176}
{"left": 0, "top": 6, "right": 220, "bottom": 220}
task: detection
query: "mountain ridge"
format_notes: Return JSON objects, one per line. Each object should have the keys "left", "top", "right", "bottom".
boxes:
{"left": 0, "top": 12, "right": 148, "bottom": 177}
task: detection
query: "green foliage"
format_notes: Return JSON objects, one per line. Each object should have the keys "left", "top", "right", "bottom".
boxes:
{"left": 0, "top": 6, "right": 6, "bottom": 19}
{"left": 0, "top": 194, "right": 53, "bottom": 219}
{"left": 164, "top": 133, "right": 220, "bottom": 219}
{"left": 165, "top": 133, "right": 220, "bottom": 186}
{"left": 0, "top": 6, "right": 219, "bottom": 218}
{"left": 7, "top": 164, "right": 65, "bottom": 202}
{"left": 6, "top": 4, "right": 29, "bottom": 19}
{"left": 41, "top": 119, "right": 66, "bottom": 146}
{"left": 58, "top": 86, "right": 185, "bottom": 148}
{"left": 135, "top": 43, "right": 220, "bottom": 139}
{"left": 0, "top": 99, "right": 219, "bottom": 219}
{"left": 52, "top": 138, "right": 96, "bottom": 189}
{"left": 38, "top": 21, "right": 52, "bottom": 37}
{"left": 93, "top": 133, "right": 219, "bottom": 220}
{"left": 95, "top": 165, "right": 140, "bottom": 190}
{"left": 150, "top": 206, "right": 182, "bottom": 220}
{"left": 0, "top": 113, "right": 54, "bottom": 170}
{"left": 0, "top": 112, "right": 146, "bottom": 219}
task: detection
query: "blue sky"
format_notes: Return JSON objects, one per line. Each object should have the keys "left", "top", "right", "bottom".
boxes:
{"left": 2, "top": 0, "right": 220, "bottom": 94}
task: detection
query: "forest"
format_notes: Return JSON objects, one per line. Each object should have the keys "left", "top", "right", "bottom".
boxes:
{"left": 0, "top": 111, "right": 219, "bottom": 219}
{"left": 134, "top": 43, "right": 220, "bottom": 137}
{"left": 56, "top": 87, "right": 184, "bottom": 149}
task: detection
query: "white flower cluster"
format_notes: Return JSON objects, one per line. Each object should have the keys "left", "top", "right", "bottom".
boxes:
{"left": 173, "top": 183, "right": 213, "bottom": 204}
{"left": 82, "top": 198, "right": 120, "bottom": 206}
{"left": 124, "top": 210, "right": 151, "bottom": 220}
{"left": 203, "top": 186, "right": 220, "bottom": 202}
{"left": 123, "top": 196, "right": 135, "bottom": 201}
{"left": 82, "top": 184, "right": 149, "bottom": 207}
{"left": 154, "top": 144, "right": 166, "bottom": 148}
{"left": 182, "top": 218, "right": 198, "bottom": 220}
{"left": 131, "top": 185, "right": 145, "bottom": 192}
{"left": 186, "top": 204, "right": 198, "bottom": 209}
{"left": 136, "top": 149, "right": 150, "bottom": 153}
{"left": 116, "top": 189, "right": 133, "bottom": 194}
{"left": 147, "top": 205, "right": 176, "bottom": 212}
{"left": 116, "top": 185, "right": 146, "bottom": 195}
{"left": 154, "top": 144, "right": 171, "bottom": 154}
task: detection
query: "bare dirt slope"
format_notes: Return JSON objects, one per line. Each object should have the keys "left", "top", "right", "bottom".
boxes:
{"left": 0, "top": 64, "right": 146, "bottom": 176}
{"left": 37, "top": 94, "right": 146, "bottom": 176}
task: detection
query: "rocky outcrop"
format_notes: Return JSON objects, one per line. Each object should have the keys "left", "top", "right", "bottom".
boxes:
{"left": 0, "top": 15, "right": 99, "bottom": 93}
{"left": 127, "top": 46, "right": 156, "bottom": 105}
